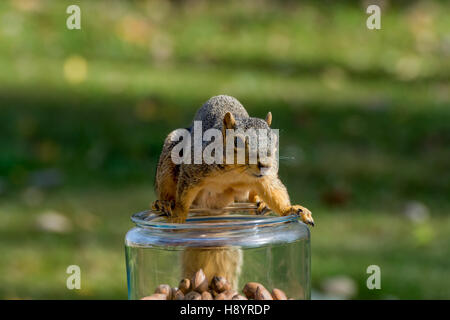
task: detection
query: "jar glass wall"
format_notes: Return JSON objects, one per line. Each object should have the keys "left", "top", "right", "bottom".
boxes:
{"left": 125, "top": 204, "right": 311, "bottom": 300}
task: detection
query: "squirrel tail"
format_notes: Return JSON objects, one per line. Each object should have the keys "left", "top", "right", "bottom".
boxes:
{"left": 181, "top": 247, "right": 243, "bottom": 290}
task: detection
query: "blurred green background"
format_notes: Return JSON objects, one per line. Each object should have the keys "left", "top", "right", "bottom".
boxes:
{"left": 0, "top": 0, "right": 449, "bottom": 299}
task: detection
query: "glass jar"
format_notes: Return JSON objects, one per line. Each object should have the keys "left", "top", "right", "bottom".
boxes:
{"left": 125, "top": 204, "right": 311, "bottom": 300}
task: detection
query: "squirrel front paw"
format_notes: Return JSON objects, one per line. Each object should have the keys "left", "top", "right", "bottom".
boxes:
{"left": 152, "top": 201, "right": 189, "bottom": 224}
{"left": 167, "top": 216, "right": 187, "bottom": 224}
{"left": 287, "top": 205, "right": 314, "bottom": 226}
{"left": 256, "top": 201, "right": 270, "bottom": 215}
{"left": 151, "top": 200, "right": 175, "bottom": 217}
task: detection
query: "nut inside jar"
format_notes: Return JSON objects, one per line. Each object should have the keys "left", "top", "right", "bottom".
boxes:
{"left": 140, "top": 268, "right": 291, "bottom": 300}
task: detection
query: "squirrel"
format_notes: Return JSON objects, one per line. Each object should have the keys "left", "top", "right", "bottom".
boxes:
{"left": 152, "top": 95, "right": 313, "bottom": 288}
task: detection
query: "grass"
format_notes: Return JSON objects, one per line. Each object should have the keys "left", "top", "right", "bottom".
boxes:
{"left": 0, "top": 0, "right": 449, "bottom": 299}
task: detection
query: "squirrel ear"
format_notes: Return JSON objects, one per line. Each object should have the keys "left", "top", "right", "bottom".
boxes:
{"left": 223, "top": 112, "right": 236, "bottom": 129}
{"left": 265, "top": 112, "right": 272, "bottom": 126}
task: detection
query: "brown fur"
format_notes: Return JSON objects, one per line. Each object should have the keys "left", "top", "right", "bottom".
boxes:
{"left": 152, "top": 95, "right": 313, "bottom": 287}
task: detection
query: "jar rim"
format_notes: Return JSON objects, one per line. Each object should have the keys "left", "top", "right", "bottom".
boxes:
{"left": 131, "top": 203, "right": 300, "bottom": 230}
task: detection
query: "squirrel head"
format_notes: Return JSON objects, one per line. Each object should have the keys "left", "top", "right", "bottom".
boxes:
{"left": 222, "top": 112, "right": 278, "bottom": 178}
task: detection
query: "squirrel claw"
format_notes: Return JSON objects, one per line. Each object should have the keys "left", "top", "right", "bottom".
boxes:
{"left": 256, "top": 201, "right": 270, "bottom": 215}
{"left": 151, "top": 200, "right": 175, "bottom": 217}
{"left": 289, "top": 205, "right": 314, "bottom": 227}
